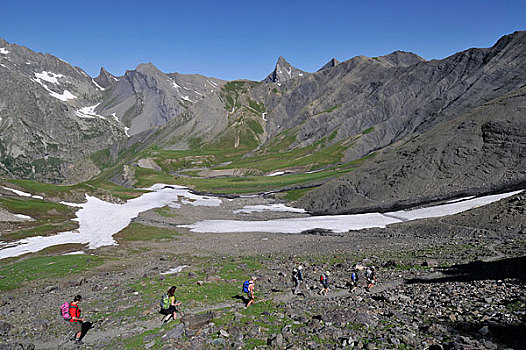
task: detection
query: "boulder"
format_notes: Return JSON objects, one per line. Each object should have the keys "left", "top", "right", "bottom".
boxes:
{"left": 163, "top": 324, "right": 185, "bottom": 340}
{"left": 0, "top": 321, "right": 13, "bottom": 335}
{"left": 182, "top": 312, "right": 215, "bottom": 331}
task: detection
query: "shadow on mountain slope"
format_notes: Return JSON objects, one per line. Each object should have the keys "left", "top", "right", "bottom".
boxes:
{"left": 406, "top": 256, "right": 526, "bottom": 284}
{"left": 447, "top": 321, "right": 526, "bottom": 349}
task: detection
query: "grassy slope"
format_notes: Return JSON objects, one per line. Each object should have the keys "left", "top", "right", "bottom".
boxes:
{"left": 0, "top": 254, "right": 103, "bottom": 291}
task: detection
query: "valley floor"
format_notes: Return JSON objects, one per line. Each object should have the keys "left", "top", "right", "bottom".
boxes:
{"left": 0, "top": 193, "right": 524, "bottom": 349}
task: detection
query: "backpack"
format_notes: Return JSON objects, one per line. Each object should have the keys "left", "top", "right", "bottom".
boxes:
{"left": 320, "top": 274, "right": 328, "bottom": 284}
{"left": 351, "top": 272, "right": 358, "bottom": 282}
{"left": 159, "top": 293, "right": 170, "bottom": 310}
{"left": 60, "top": 301, "right": 71, "bottom": 321}
{"left": 242, "top": 280, "right": 250, "bottom": 293}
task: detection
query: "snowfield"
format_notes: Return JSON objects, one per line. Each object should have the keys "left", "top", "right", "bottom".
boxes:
{"left": 0, "top": 184, "right": 521, "bottom": 259}
{"left": 181, "top": 191, "right": 523, "bottom": 234}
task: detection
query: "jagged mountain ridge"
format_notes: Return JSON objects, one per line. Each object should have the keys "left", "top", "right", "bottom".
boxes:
{"left": 0, "top": 31, "right": 525, "bottom": 195}
{"left": 0, "top": 38, "right": 127, "bottom": 183}
{"left": 243, "top": 31, "right": 526, "bottom": 164}
{"left": 95, "top": 63, "right": 225, "bottom": 136}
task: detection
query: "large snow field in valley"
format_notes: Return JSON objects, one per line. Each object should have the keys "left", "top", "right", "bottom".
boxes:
{"left": 0, "top": 184, "right": 521, "bottom": 260}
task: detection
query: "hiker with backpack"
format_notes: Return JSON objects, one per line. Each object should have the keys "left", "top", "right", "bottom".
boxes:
{"left": 160, "top": 286, "right": 182, "bottom": 323}
{"left": 365, "top": 267, "right": 378, "bottom": 291}
{"left": 349, "top": 270, "right": 359, "bottom": 293}
{"left": 242, "top": 279, "right": 255, "bottom": 307}
{"left": 60, "top": 295, "right": 86, "bottom": 345}
{"left": 320, "top": 271, "right": 330, "bottom": 296}
{"left": 292, "top": 265, "right": 304, "bottom": 295}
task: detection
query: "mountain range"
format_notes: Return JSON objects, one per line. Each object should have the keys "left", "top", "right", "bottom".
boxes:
{"left": 0, "top": 31, "right": 524, "bottom": 213}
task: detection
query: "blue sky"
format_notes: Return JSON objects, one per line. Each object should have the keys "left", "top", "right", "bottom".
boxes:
{"left": 1, "top": 1, "right": 524, "bottom": 81}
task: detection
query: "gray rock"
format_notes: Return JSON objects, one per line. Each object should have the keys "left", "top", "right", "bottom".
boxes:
{"left": 0, "top": 320, "right": 13, "bottom": 335}
{"left": 479, "top": 325, "right": 490, "bottom": 336}
{"left": 42, "top": 285, "right": 58, "bottom": 293}
{"left": 182, "top": 312, "right": 215, "bottom": 331}
{"left": 211, "top": 337, "right": 224, "bottom": 346}
{"left": 268, "top": 333, "right": 286, "bottom": 348}
{"left": 162, "top": 324, "right": 185, "bottom": 340}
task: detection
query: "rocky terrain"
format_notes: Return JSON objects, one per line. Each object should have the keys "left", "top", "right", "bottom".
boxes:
{"left": 0, "top": 191, "right": 523, "bottom": 349}
{"left": 297, "top": 85, "right": 526, "bottom": 214}
{"left": 0, "top": 30, "right": 525, "bottom": 350}
{"left": 1, "top": 32, "right": 525, "bottom": 196}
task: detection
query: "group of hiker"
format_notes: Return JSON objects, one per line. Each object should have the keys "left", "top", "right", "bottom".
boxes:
{"left": 60, "top": 266, "right": 377, "bottom": 344}
{"left": 292, "top": 265, "right": 378, "bottom": 296}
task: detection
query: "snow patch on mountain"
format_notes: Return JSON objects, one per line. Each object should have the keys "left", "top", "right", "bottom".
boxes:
{"left": 50, "top": 89, "right": 76, "bottom": 102}
{"left": 181, "top": 96, "right": 195, "bottom": 103}
{"left": 2, "top": 186, "right": 43, "bottom": 199}
{"left": 168, "top": 78, "right": 180, "bottom": 90}
{"left": 32, "top": 75, "right": 77, "bottom": 102}
{"left": 34, "top": 71, "right": 64, "bottom": 84}
{"left": 206, "top": 79, "right": 218, "bottom": 88}
{"left": 75, "top": 103, "right": 105, "bottom": 119}
{"left": 0, "top": 48, "right": 8, "bottom": 55}
{"left": 92, "top": 79, "right": 105, "bottom": 91}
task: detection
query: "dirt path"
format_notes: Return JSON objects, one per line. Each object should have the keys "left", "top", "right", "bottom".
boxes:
{"left": 31, "top": 275, "right": 410, "bottom": 349}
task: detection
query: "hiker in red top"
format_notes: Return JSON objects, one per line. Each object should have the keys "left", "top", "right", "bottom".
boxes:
{"left": 69, "top": 295, "right": 85, "bottom": 345}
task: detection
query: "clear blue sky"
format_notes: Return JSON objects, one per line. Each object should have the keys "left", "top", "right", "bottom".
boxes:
{"left": 1, "top": 0, "right": 524, "bottom": 81}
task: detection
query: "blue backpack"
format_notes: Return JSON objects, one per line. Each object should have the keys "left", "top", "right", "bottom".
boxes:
{"left": 351, "top": 272, "right": 358, "bottom": 282}
{"left": 242, "top": 280, "right": 250, "bottom": 293}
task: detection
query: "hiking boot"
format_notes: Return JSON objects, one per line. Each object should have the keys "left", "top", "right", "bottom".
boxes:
{"left": 74, "top": 339, "right": 84, "bottom": 345}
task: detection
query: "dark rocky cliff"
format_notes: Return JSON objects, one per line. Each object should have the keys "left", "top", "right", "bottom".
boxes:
{"left": 297, "top": 86, "right": 526, "bottom": 214}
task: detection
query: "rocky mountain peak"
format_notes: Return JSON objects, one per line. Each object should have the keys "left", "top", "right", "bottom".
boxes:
{"left": 317, "top": 58, "right": 341, "bottom": 71}
{"left": 492, "top": 30, "right": 526, "bottom": 49}
{"left": 380, "top": 50, "right": 426, "bottom": 66}
{"left": 94, "top": 67, "right": 118, "bottom": 89}
{"left": 135, "top": 62, "right": 161, "bottom": 75}
{"left": 484, "top": 30, "right": 526, "bottom": 62}
{"left": 265, "top": 56, "right": 306, "bottom": 84}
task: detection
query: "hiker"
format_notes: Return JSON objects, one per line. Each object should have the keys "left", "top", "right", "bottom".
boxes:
{"left": 68, "top": 295, "right": 86, "bottom": 345}
{"left": 160, "top": 286, "right": 182, "bottom": 323}
{"left": 365, "top": 267, "right": 378, "bottom": 291}
{"left": 243, "top": 279, "right": 255, "bottom": 307}
{"left": 320, "top": 271, "right": 330, "bottom": 296}
{"left": 349, "top": 270, "right": 359, "bottom": 293}
{"left": 292, "top": 265, "right": 304, "bottom": 295}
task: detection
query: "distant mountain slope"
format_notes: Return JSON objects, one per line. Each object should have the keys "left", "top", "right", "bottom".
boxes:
{"left": 96, "top": 62, "right": 224, "bottom": 136}
{"left": 296, "top": 86, "right": 526, "bottom": 214}
{"left": 0, "top": 39, "right": 126, "bottom": 183}
{"left": 247, "top": 31, "right": 526, "bottom": 163}
{"left": 1, "top": 31, "right": 525, "bottom": 192}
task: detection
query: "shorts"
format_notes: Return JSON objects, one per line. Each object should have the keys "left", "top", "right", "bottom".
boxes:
{"left": 160, "top": 305, "right": 176, "bottom": 315}
{"left": 69, "top": 321, "right": 82, "bottom": 334}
